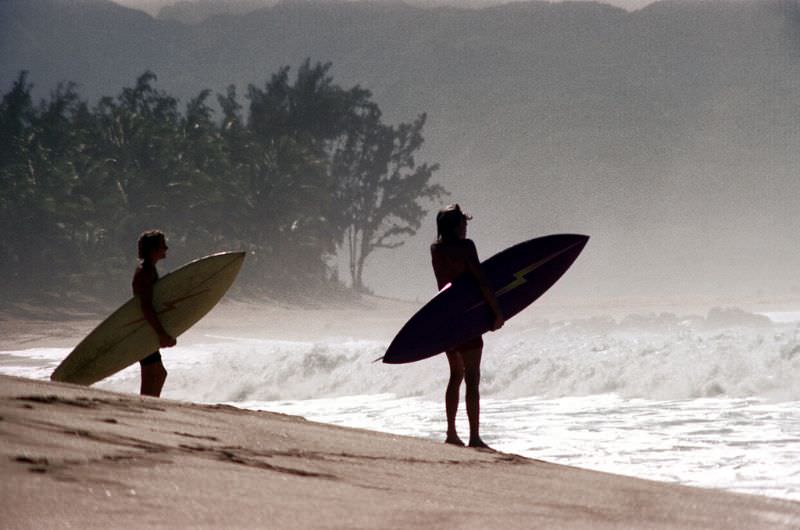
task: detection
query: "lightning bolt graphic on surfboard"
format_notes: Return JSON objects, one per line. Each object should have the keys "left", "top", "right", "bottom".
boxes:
{"left": 466, "top": 241, "right": 584, "bottom": 311}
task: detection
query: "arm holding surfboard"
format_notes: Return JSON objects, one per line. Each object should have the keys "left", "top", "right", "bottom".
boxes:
{"left": 463, "top": 239, "right": 504, "bottom": 331}
{"left": 133, "top": 264, "right": 176, "bottom": 349}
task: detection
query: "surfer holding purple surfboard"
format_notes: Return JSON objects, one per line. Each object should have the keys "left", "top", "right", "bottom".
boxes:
{"left": 384, "top": 203, "right": 589, "bottom": 449}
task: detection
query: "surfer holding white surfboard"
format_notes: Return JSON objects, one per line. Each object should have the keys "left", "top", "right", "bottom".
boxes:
{"left": 431, "top": 204, "right": 504, "bottom": 449}
{"left": 51, "top": 246, "right": 245, "bottom": 389}
{"left": 133, "top": 230, "right": 176, "bottom": 397}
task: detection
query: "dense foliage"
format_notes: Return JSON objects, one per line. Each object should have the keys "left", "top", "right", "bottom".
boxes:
{"left": 0, "top": 62, "right": 446, "bottom": 306}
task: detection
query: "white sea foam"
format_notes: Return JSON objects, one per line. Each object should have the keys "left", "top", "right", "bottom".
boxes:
{"left": 88, "top": 308, "right": 800, "bottom": 403}
{"left": 5, "top": 308, "right": 800, "bottom": 402}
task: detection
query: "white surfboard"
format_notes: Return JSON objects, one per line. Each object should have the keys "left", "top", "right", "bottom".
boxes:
{"left": 51, "top": 251, "right": 245, "bottom": 386}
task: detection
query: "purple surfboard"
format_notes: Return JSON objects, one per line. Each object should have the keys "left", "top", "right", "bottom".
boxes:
{"left": 383, "top": 234, "right": 589, "bottom": 364}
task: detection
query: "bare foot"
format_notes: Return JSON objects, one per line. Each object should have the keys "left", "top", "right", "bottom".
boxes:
{"left": 445, "top": 435, "right": 465, "bottom": 446}
{"left": 468, "top": 438, "right": 493, "bottom": 451}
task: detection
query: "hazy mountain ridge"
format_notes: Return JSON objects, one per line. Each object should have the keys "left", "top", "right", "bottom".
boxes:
{"left": 158, "top": 0, "right": 280, "bottom": 24}
{"left": 2, "top": 0, "right": 799, "bottom": 299}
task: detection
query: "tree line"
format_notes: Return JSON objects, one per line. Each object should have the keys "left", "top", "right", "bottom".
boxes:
{"left": 0, "top": 61, "right": 446, "bottom": 306}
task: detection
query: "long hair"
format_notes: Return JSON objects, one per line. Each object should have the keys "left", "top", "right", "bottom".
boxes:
{"left": 138, "top": 229, "right": 166, "bottom": 261}
{"left": 435, "top": 204, "right": 470, "bottom": 243}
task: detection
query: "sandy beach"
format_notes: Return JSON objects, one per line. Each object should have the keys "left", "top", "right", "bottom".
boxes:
{"left": 1, "top": 374, "right": 798, "bottom": 529}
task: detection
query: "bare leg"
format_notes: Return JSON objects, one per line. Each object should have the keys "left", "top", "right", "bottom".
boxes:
{"left": 462, "top": 347, "right": 490, "bottom": 449}
{"left": 445, "top": 351, "right": 465, "bottom": 446}
{"left": 140, "top": 361, "right": 167, "bottom": 397}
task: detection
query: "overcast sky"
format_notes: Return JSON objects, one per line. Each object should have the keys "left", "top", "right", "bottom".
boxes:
{"left": 112, "top": 0, "right": 661, "bottom": 17}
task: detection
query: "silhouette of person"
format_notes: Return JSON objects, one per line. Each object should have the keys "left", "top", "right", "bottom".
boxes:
{"left": 132, "top": 229, "right": 176, "bottom": 397}
{"left": 430, "top": 204, "right": 504, "bottom": 448}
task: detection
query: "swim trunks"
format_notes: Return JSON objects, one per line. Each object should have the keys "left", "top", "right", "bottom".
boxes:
{"left": 139, "top": 351, "right": 162, "bottom": 366}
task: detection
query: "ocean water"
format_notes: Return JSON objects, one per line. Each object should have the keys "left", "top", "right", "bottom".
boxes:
{"left": 3, "top": 307, "right": 800, "bottom": 501}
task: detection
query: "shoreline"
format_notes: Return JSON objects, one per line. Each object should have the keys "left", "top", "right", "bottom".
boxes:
{"left": 2, "top": 374, "right": 800, "bottom": 529}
